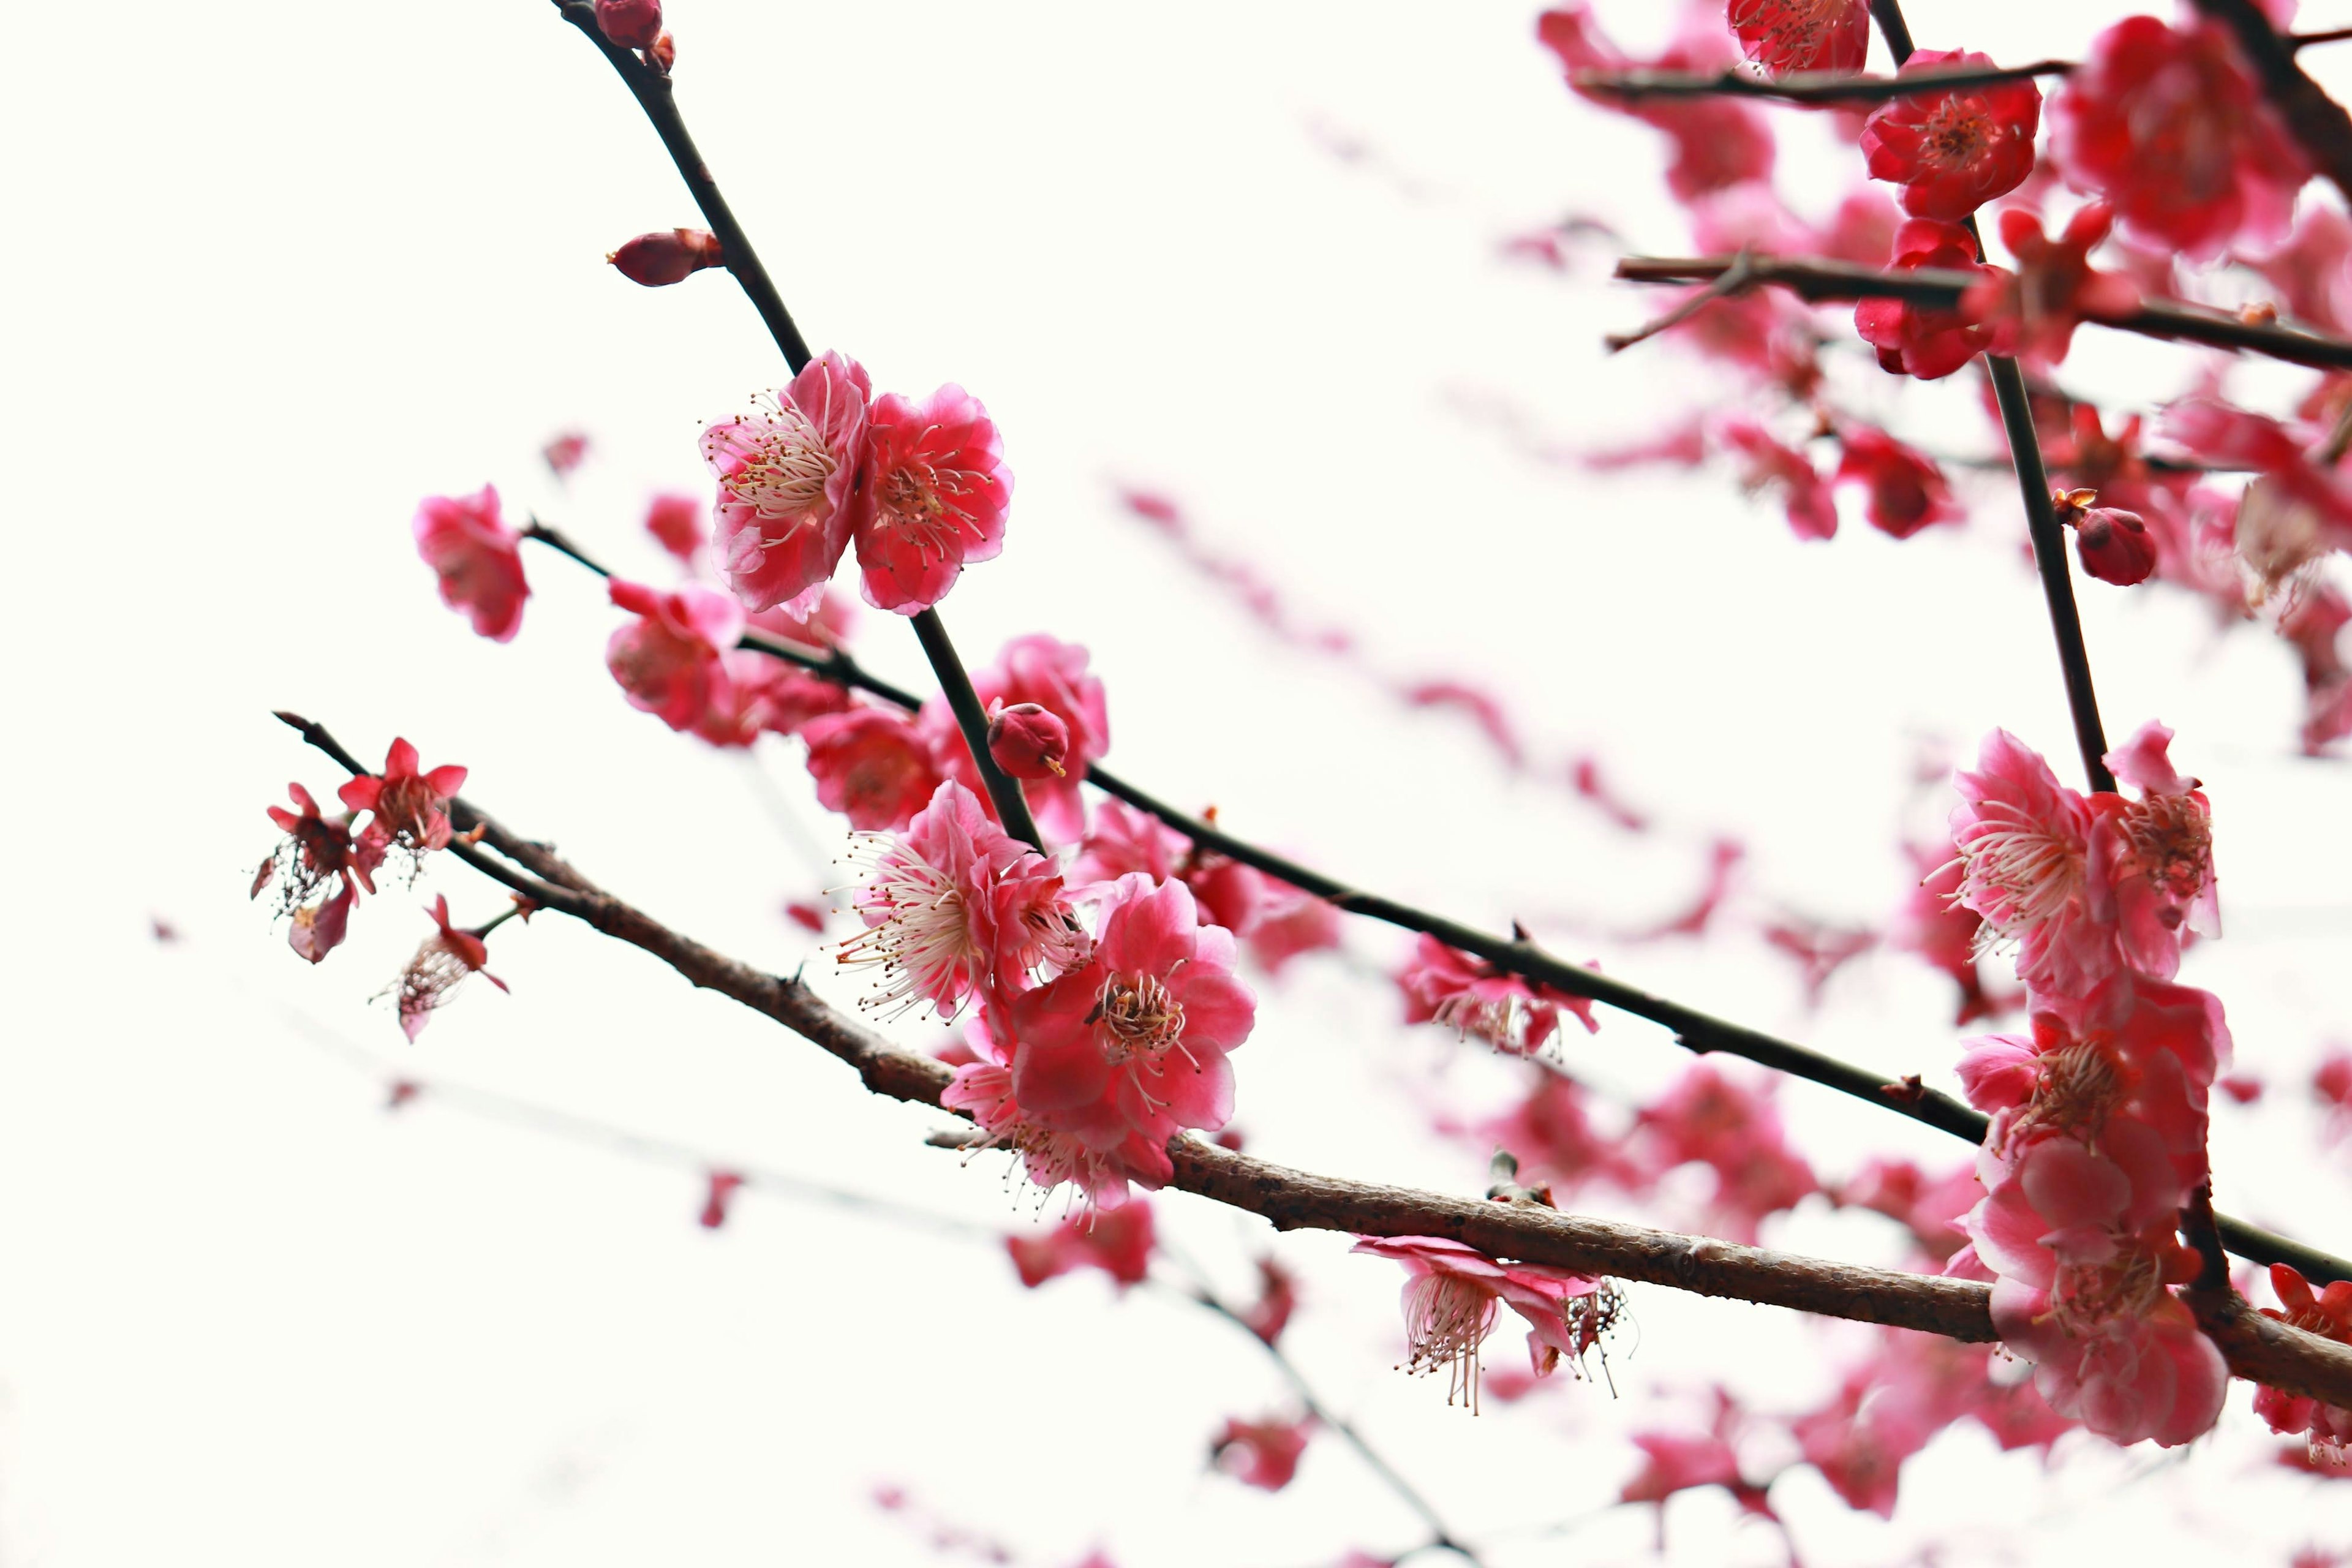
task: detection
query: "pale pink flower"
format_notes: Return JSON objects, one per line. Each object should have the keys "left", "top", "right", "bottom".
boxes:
{"left": 702, "top": 352, "right": 872, "bottom": 616}
{"left": 801, "top": 705, "right": 943, "bottom": 831}
{"left": 1352, "top": 1235, "right": 1609, "bottom": 1410}
{"left": 414, "top": 485, "right": 530, "bottom": 643}
{"left": 288, "top": 880, "right": 358, "bottom": 965}
{"left": 393, "top": 895, "right": 509, "bottom": 1041}
{"left": 605, "top": 579, "right": 745, "bottom": 733}
{"left": 854, "top": 384, "right": 1012, "bottom": 613}
{"left": 1005, "top": 875, "right": 1256, "bottom": 1186}
{"left": 1948, "top": 729, "right": 2103, "bottom": 993}
{"left": 1397, "top": 933, "right": 1597, "bottom": 1056}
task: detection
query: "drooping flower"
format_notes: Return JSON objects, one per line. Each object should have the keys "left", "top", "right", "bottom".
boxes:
{"left": 1834, "top": 424, "right": 1963, "bottom": 538}
{"left": 1948, "top": 729, "right": 2104, "bottom": 994}
{"left": 835, "top": 780, "right": 1084, "bottom": 1017}
{"left": 1211, "top": 1415, "right": 1315, "bottom": 1491}
{"left": 287, "top": 880, "right": 358, "bottom": 965}
{"left": 801, "top": 704, "right": 944, "bottom": 832}
{"left": 1353, "top": 1235, "right": 1610, "bottom": 1411}
{"left": 925, "top": 635, "right": 1110, "bottom": 842}
{"left": 254, "top": 782, "right": 380, "bottom": 917}
{"left": 1860, "top": 49, "right": 2042, "bottom": 221}
{"left": 2255, "top": 1264, "right": 2352, "bottom": 1459}
{"left": 701, "top": 352, "right": 872, "bottom": 616}
{"left": 2050, "top": 13, "right": 2307, "bottom": 258}
{"left": 338, "top": 737, "right": 469, "bottom": 866}
{"left": 1855, "top": 217, "right": 1998, "bottom": 379}
{"left": 1005, "top": 1200, "right": 1156, "bottom": 1288}
{"left": 605, "top": 578, "right": 745, "bottom": 733}
{"left": 853, "top": 384, "right": 1012, "bottom": 614}
{"left": 391, "top": 895, "right": 510, "bottom": 1041}
{"left": 1397, "top": 934, "right": 1599, "bottom": 1056}
{"left": 1727, "top": 0, "right": 1868, "bottom": 77}
{"left": 413, "top": 485, "right": 530, "bottom": 643}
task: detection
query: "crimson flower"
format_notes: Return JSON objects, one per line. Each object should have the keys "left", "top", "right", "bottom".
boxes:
{"left": 853, "top": 384, "right": 1012, "bottom": 614}
{"left": 607, "top": 227, "right": 723, "bottom": 287}
{"left": 605, "top": 578, "right": 744, "bottom": 733}
{"left": 338, "top": 737, "right": 468, "bottom": 864}
{"left": 1834, "top": 424, "right": 1962, "bottom": 538}
{"left": 413, "top": 485, "right": 529, "bottom": 643}
{"left": 1855, "top": 217, "right": 1996, "bottom": 379}
{"left": 802, "top": 705, "right": 944, "bottom": 832}
{"left": 2256, "top": 1264, "right": 2352, "bottom": 1460}
{"left": 703, "top": 352, "right": 872, "bottom": 617}
{"left": 1727, "top": 0, "right": 1868, "bottom": 77}
{"left": 1964, "top": 205, "right": 2140, "bottom": 366}
{"left": 986, "top": 701, "right": 1069, "bottom": 780}
{"left": 1861, "top": 49, "right": 2041, "bottom": 221}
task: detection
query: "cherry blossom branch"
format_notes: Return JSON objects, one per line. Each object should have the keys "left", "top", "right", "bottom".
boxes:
{"left": 488, "top": 545, "right": 2352, "bottom": 1287}
{"left": 276, "top": 714, "right": 2352, "bottom": 1408}
{"left": 911, "top": 608, "right": 1044, "bottom": 848}
{"left": 2190, "top": 0, "right": 2352, "bottom": 211}
{"left": 1613, "top": 255, "right": 2352, "bottom": 373}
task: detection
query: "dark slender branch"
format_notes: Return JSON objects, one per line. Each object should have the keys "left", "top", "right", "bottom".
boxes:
{"left": 1613, "top": 254, "right": 2352, "bottom": 372}
{"left": 549, "top": 1, "right": 812, "bottom": 370}
{"left": 2192, "top": 0, "right": 2352, "bottom": 212}
{"left": 271, "top": 713, "right": 2352, "bottom": 1406}
{"left": 911, "top": 608, "right": 1045, "bottom": 850}
{"left": 521, "top": 518, "right": 611, "bottom": 578}
{"left": 1866, "top": 0, "right": 1918, "bottom": 61}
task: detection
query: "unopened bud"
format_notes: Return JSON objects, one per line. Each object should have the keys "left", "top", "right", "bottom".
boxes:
{"left": 594, "top": 0, "right": 663, "bottom": 50}
{"left": 608, "top": 228, "right": 724, "bottom": 287}
{"left": 986, "top": 702, "right": 1070, "bottom": 780}
{"left": 2073, "top": 507, "right": 2157, "bottom": 587}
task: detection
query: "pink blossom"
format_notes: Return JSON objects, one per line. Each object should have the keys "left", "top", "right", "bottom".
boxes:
{"left": 1718, "top": 418, "right": 1837, "bottom": 540}
{"left": 702, "top": 352, "right": 872, "bottom": 616}
{"left": 1963, "top": 205, "right": 2141, "bottom": 366}
{"left": 1351, "top": 1235, "right": 1609, "bottom": 1408}
{"left": 254, "top": 781, "right": 380, "bottom": 918}
{"left": 1240, "top": 1256, "right": 1300, "bottom": 1344}
{"left": 1538, "top": 7, "right": 1775, "bottom": 205}
{"left": 393, "top": 895, "right": 509, "bottom": 1041}
{"left": 1244, "top": 886, "right": 1344, "bottom": 975}
{"left": 748, "top": 589, "right": 859, "bottom": 649}
{"left": 413, "top": 485, "right": 529, "bottom": 643}
{"left": 801, "top": 705, "right": 944, "bottom": 832}
{"left": 1635, "top": 1063, "right": 1819, "bottom": 1244}
{"left": 337, "top": 737, "right": 468, "bottom": 863}
{"left": 1212, "top": 1414, "right": 1314, "bottom": 1491}
{"left": 1476, "top": 1073, "right": 1643, "bottom": 1199}
{"left": 1833, "top": 424, "right": 1963, "bottom": 539}
{"left": 1861, "top": 49, "right": 2041, "bottom": 221}
{"left": 1005, "top": 874, "right": 1256, "bottom": 1186}
{"left": 1891, "top": 837, "right": 2014, "bottom": 1025}
{"left": 1619, "top": 1392, "right": 1777, "bottom": 1517}
{"left": 1397, "top": 933, "right": 1599, "bottom": 1057}
{"left": 1855, "top": 217, "right": 1998, "bottom": 380}
{"left": 926, "top": 635, "right": 1109, "bottom": 842}
{"left": 1947, "top": 729, "right": 2102, "bottom": 994}
{"left": 2162, "top": 398, "right": 2352, "bottom": 595}
{"left": 605, "top": 579, "right": 745, "bottom": 732}
{"left": 288, "top": 881, "right": 357, "bottom": 965}
{"left": 854, "top": 383, "right": 1012, "bottom": 613}
{"left": 1006, "top": 1200, "right": 1155, "bottom": 1289}
{"left": 1727, "top": 0, "right": 1868, "bottom": 77}
{"left": 690, "top": 650, "right": 851, "bottom": 748}
{"left": 1070, "top": 799, "right": 1269, "bottom": 941}
{"left": 2256, "top": 1264, "right": 2352, "bottom": 1458}
{"left": 2084, "top": 722, "right": 2219, "bottom": 978}
{"left": 542, "top": 431, "right": 589, "bottom": 480}
{"left": 942, "top": 1047, "right": 1155, "bottom": 1210}
{"left": 1836, "top": 1157, "right": 1980, "bottom": 1262}
{"left": 644, "top": 491, "right": 705, "bottom": 562}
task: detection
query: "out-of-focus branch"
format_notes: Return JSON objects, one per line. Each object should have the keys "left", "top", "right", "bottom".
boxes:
{"left": 2191, "top": 0, "right": 2352, "bottom": 211}
{"left": 276, "top": 714, "right": 2352, "bottom": 1405}
{"left": 1614, "top": 254, "right": 2352, "bottom": 372}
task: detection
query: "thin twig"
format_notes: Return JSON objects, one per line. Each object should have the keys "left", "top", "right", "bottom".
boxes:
{"left": 1604, "top": 251, "right": 1755, "bottom": 353}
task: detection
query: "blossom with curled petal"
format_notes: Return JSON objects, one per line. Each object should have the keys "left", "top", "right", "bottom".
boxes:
{"left": 1351, "top": 1235, "right": 1610, "bottom": 1411}
{"left": 2086, "top": 722, "right": 2218, "bottom": 979}
{"left": 1948, "top": 729, "right": 2103, "bottom": 994}
{"left": 392, "top": 895, "right": 510, "bottom": 1041}
{"left": 702, "top": 352, "right": 871, "bottom": 616}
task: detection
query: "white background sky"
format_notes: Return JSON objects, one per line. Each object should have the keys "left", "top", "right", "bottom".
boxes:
{"left": 6, "top": 1, "right": 2352, "bottom": 1564}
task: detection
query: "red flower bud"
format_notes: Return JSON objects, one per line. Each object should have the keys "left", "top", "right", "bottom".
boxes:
{"left": 594, "top": 0, "right": 663, "bottom": 50}
{"left": 648, "top": 31, "right": 677, "bottom": 72}
{"left": 987, "top": 701, "right": 1070, "bottom": 780}
{"left": 2073, "top": 507, "right": 2157, "bottom": 586}
{"left": 607, "top": 228, "right": 724, "bottom": 287}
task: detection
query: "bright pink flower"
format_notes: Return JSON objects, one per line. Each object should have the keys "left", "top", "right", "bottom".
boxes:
{"left": 748, "top": 589, "right": 859, "bottom": 649}
{"left": 926, "top": 635, "right": 1109, "bottom": 842}
{"left": 854, "top": 384, "right": 1012, "bottom": 614}
{"left": 1069, "top": 799, "right": 1272, "bottom": 941}
{"left": 393, "top": 895, "right": 508, "bottom": 1041}
{"left": 1718, "top": 418, "right": 1836, "bottom": 540}
{"left": 801, "top": 705, "right": 944, "bottom": 832}
{"left": 1834, "top": 424, "right": 1962, "bottom": 539}
{"left": 1815, "top": 187, "right": 1902, "bottom": 267}
{"left": 644, "top": 492, "right": 705, "bottom": 562}
{"left": 698, "top": 1170, "right": 745, "bottom": 1229}
{"left": 1948, "top": 729, "right": 2103, "bottom": 994}
{"left": 1727, "top": 0, "right": 1867, "bottom": 77}
{"left": 1537, "top": 7, "right": 1776, "bottom": 205}
{"left": 1861, "top": 49, "right": 2041, "bottom": 222}
{"left": 594, "top": 0, "right": 662, "bottom": 50}
{"left": 1351, "top": 1235, "right": 1610, "bottom": 1408}
{"left": 836, "top": 780, "right": 1084, "bottom": 1017}
{"left": 607, "top": 227, "right": 723, "bottom": 287}
{"left": 1397, "top": 934, "right": 1598, "bottom": 1057}
{"left": 1005, "top": 1200, "right": 1156, "bottom": 1289}
{"left": 1961, "top": 205, "right": 2140, "bottom": 366}
{"left": 2256, "top": 1264, "right": 2352, "bottom": 1458}
{"left": 2050, "top": 14, "right": 2307, "bottom": 258}
{"left": 1212, "top": 1414, "right": 1314, "bottom": 1491}
{"left": 689, "top": 651, "right": 852, "bottom": 748}
{"left": 1792, "top": 1382, "right": 1909, "bottom": 1518}
{"left": 605, "top": 579, "right": 744, "bottom": 732}
{"left": 702, "top": 352, "right": 872, "bottom": 616}
{"left": 1855, "top": 218, "right": 1997, "bottom": 379}
{"left": 413, "top": 485, "right": 529, "bottom": 643}
{"left": 1619, "top": 1392, "right": 1778, "bottom": 1517}
{"left": 338, "top": 737, "right": 469, "bottom": 863}
{"left": 2084, "top": 722, "right": 2219, "bottom": 978}
{"left": 1006, "top": 875, "right": 1256, "bottom": 1184}
{"left": 986, "top": 702, "right": 1069, "bottom": 780}
{"left": 943, "top": 1032, "right": 1157, "bottom": 1209}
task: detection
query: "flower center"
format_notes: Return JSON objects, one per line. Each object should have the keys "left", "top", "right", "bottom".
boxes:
{"left": 878, "top": 448, "right": 978, "bottom": 561}
{"left": 1924, "top": 101, "right": 1991, "bottom": 168}
{"left": 725, "top": 399, "right": 838, "bottom": 531}
{"left": 1401, "top": 1272, "right": 1499, "bottom": 1411}
{"left": 2042, "top": 1242, "right": 2166, "bottom": 1338}
{"left": 2004, "top": 1038, "right": 2124, "bottom": 1152}
{"left": 1088, "top": 971, "right": 1186, "bottom": 1065}
{"left": 2118, "top": 794, "right": 2212, "bottom": 922}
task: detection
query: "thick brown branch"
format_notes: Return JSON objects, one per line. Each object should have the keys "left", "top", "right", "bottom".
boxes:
{"left": 1615, "top": 254, "right": 2352, "bottom": 372}
{"left": 2192, "top": 0, "right": 2352, "bottom": 211}
{"left": 278, "top": 715, "right": 2352, "bottom": 1408}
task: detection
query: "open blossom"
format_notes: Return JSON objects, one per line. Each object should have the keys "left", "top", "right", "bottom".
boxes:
{"left": 1072, "top": 798, "right": 1264, "bottom": 937}
{"left": 1004, "top": 875, "right": 1254, "bottom": 1185}
{"left": 802, "top": 704, "right": 944, "bottom": 831}
{"left": 605, "top": 579, "right": 744, "bottom": 732}
{"left": 702, "top": 352, "right": 872, "bottom": 616}
{"left": 1861, "top": 49, "right": 2041, "bottom": 221}
{"left": 338, "top": 737, "right": 468, "bottom": 864}
{"left": 941, "top": 1016, "right": 1161, "bottom": 1208}
{"left": 392, "top": 895, "right": 509, "bottom": 1042}
{"left": 2256, "top": 1264, "right": 2352, "bottom": 1458}
{"left": 413, "top": 485, "right": 529, "bottom": 643}
{"left": 1834, "top": 424, "right": 1962, "bottom": 538}
{"left": 1727, "top": 0, "right": 1867, "bottom": 77}
{"left": 835, "top": 780, "right": 1085, "bottom": 1017}
{"left": 1212, "top": 1415, "right": 1314, "bottom": 1491}
{"left": 2050, "top": 13, "right": 2306, "bottom": 258}
{"left": 1351, "top": 1235, "right": 1610, "bottom": 1410}
{"left": 1948, "top": 729, "right": 2102, "bottom": 994}
{"left": 1891, "top": 837, "right": 2014, "bottom": 1025}
{"left": 926, "top": 635, "right": 1109, "bottom": 842}
{"left": 254, "top": 782, "right": 379, "bottom": 913}
{"left": 1856, "top": 217, "right": 1996, "bottom": 379}
{"left": 1964, "top": 204, "right": 2139, "bottom": 366}
{"left": 1398, "top": 934, "right": 1597, "bottom": 1056}
{"left": 1006, "top": 1199, "right": 1155, "bottom": 1288}
{"left": 854, "top": 385, "right": 1012, "bottom": 614}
